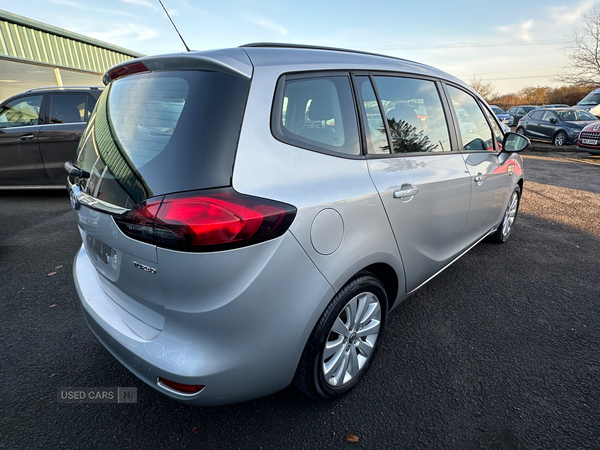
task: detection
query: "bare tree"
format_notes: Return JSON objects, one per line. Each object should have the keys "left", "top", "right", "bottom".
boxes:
{"left": 468, "top": 77, "right": 496, "bottom": 102}
{"left": 558, "top": 7, "right": 600, "bottom": 86}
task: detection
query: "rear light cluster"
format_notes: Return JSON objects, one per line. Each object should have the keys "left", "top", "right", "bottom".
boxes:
{"left": 114, "top": 188, "right": 296, "bottom": 252}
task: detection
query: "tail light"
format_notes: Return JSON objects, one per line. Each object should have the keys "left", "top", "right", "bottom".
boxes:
{"left": 114, "top": 188, "right": 296, "bottom": 252}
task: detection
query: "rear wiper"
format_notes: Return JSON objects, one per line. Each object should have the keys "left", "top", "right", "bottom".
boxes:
{"left": 64, "top": 162, "right": 90, "bottom": 179}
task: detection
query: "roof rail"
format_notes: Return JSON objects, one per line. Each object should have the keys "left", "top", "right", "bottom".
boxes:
{"left": 240, "top": 42, "right": 411, "bottom": 64}
{"left": 23, "top": 86, "right": 104, "bottom": 93}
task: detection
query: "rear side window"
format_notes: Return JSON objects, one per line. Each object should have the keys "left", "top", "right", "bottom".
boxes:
{"left": 373, "top": 76, "right": 451, "bottom": 153}
{"left": 49, "top": 94, "right": 88, "bottom": 123}
{"left": 530, "top": 111, "right": 543, "bottom": 120}
{"left": 273, "top": 75, "right": 360, "bottom": 156}
{"left": 76, "top": 70, "right": 250, "bottom": 208}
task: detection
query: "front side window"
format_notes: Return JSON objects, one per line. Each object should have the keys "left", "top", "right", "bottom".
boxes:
{"left": 541, "top": 111, "right": 556, "bottom": 122}
{"left": 49, "top": 94, "right": 88, "bottom": 124}
{"left": 373, "top": 76, "right": 451, "bottom": 153}
{"left": 447, "top": 86, "right": 494, "bottom": 151}
{"left": 0, "top": 95, "right": 42, "bottom": 128}
{"left": 483, "top": 107, "right": 504, "bottom": 151}
{"left": 275, "top": 75, "right": 360, "bottom": 156}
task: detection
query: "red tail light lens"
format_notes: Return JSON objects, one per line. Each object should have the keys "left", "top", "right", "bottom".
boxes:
{"left": 114, "top": 188, "right": 296, "bottom": 252}
{"left": 158, "top": 377, "right": 205, "bottom": 395}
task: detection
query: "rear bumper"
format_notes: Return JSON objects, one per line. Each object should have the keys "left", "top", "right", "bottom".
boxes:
{"left": 73, "top": 232, "right": 335, "bottom": 406}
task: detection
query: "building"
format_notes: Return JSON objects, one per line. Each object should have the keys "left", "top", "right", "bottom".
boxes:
{"left": 0, "top": 9, "right": 143, "bottom": 101}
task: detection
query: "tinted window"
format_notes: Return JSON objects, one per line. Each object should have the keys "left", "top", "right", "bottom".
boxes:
{"left": 355, "top": 76, "right": 389, "bottom": 154}
{"left": 556, "top": 109, "right": 596, "bottom": 121}
{"left": 373, "top": 76, "right": 451, "bottom": 153}
{"left": 446, "top": 85, "right": 493, "bottom": 151}
{"left": 530, "top": 111, "right": 544, "bottom": 120}
{"left": 541, "top": 111, "right": 556, "bottom": 122}
{"left": 0, "top": 95, "right": 42, "bottom": 128}
{"left": 276, "top": 75, "right": 359, "bottom": 155}
{"left": 86, "top": 96, "right": 97, "bottom": 120}
{"left": 76, "top": 70, "right": 250, "bottom": 208}
{"left": 50, "top": 94, "right": 88, "bottom": 124}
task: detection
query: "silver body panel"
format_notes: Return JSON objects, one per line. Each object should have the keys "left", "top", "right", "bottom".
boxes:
{"left": 70, "top": 46, "right": 525, "bottom": 405}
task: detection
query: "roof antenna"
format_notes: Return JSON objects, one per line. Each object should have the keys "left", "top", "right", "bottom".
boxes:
{"left": 158, "top": 0, "right": 191, "bottom": 52}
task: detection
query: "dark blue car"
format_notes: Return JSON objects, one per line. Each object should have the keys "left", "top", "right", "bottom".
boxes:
{"left": 516, "top": 108, "right": 597, "bottom": 146}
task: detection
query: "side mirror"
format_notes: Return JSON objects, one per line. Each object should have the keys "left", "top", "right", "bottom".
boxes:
{"left": 502, "top": 132, "right": 529, "bottom": 153}
{"left": 549, "top": 117, "right": 557, "bottom": 124}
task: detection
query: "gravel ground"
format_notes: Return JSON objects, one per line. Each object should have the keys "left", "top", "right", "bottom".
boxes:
{"left": 0, "top": 154, "right": 598, "bottom": 450}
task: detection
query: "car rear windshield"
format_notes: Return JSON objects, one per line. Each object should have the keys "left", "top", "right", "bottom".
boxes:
{"left": 75, "top": 70, "right": 250, "bottom": 209}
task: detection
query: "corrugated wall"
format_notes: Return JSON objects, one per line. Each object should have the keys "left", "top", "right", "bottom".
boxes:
{"left": 0, "top": 14, "right": 139, "bottom": 74}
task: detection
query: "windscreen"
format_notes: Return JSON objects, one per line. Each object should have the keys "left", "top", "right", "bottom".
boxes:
{"left": 578, "top": 92, "right": 600, "bottom": 106}
{"left": 75, "top": 70, "right": 250, "bottom": 209}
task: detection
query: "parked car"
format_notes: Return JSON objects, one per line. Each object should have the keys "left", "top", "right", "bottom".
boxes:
{"left": 66, "top": 44, "right": 528, "bottom": 406}
{"left": 572, "top": 87, "right": 600, "bottom": 117}
{"left": 541, "top": 104, "right": 569, "bottom": 108}
{"left": 0, "top": 86, "right": 103, "bottom": 187}
{"left": 577, "top": 122, "right": 600, "bottom": 152}
{"left": 490, "top": 105, "right": 513, "bottom": 125}
{"left": 507, "top": 105, "right": 538, "bottom": 124}
{"left": 516, "top": 107, "right": 597, "bottom": 145}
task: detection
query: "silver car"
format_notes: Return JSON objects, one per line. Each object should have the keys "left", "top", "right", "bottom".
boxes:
{"left": 67, "top": 44, "right": 528, "bottom": 406}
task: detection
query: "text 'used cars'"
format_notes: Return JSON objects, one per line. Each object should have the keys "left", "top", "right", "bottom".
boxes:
{"left": 66, "top": 44, "right": 528, "bottom": 405}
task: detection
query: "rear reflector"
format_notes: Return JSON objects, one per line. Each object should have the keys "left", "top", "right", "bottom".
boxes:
{"left": 108, "top": 62, "right": 150, "bottom": 81}
{"left": 158, "top": 377, "right": 205, "bottom": 395}
{"left": 114, "top": 187, "right": 296, "bottom": 252}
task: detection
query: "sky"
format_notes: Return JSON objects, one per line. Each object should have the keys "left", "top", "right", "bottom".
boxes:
{"left": 4, "top": 0, "right": 600, "bottom": 96}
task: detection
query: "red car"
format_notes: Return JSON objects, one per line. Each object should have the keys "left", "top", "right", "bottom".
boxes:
{"left": 577, "top": 122, "right": 600, "bottom": 152}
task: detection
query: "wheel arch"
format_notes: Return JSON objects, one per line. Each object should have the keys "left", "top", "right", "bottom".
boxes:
{"left": 349, "top": 262, "right": 401, "bottom": 311}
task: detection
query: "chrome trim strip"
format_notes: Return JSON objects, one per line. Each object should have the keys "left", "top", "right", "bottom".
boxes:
{"left": 67, "top": 179, "right": 129, "bottom": 216}
{"left": 407, "top": 228, "right": 496, "bottom": 295}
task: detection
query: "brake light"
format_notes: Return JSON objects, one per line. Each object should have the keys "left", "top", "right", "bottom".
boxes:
{"left": 158, "top": 377, "right": 205, "bottom": 395}
{"left": 114, "top": 188, "right": 296, "bottom": 252}
{"left": 108, "top": 62, "right": 150, "bottom": 81}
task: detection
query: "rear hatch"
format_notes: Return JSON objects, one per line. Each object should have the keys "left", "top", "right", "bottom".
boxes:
{"left": 69, "top": 50, "right": 254, "bottom": 338}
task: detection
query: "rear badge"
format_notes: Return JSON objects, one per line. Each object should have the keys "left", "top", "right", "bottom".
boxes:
{"left": 133, "top": 261, "right": 157, "bottom": 274}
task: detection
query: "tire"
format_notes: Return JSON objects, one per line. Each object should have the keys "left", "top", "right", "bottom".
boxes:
{"left": 489, "top": 185, "right": 521, "bottom": 244}
{"left": 294, "top": 272, "right": 388, "bottom": 401}
{"left": 553, "top": 131, "right": 566, "bottom": 146}
{"left": 516, "top": 127, "right": 525, "bottom": 136}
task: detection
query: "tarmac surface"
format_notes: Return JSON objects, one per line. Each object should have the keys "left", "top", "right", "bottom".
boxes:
{"left": 1, "top": 152, "right": 598, "bottom": 449}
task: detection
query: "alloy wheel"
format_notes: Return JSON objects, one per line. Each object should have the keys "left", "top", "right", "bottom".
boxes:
{"left": 321, "top": 292, "right": 381, "bottom": 387}
{"left": 502, "top": 191, "right": 519, "bottom": 239}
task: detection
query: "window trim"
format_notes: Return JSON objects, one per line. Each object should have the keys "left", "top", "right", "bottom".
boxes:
{"left": 441, "top": 82, "right": 502, "bottom": 155}
{"left": 354, "top": 72, "right": 458, "bottom": 158}
{"left": 270, "top": 71, "right": 365, "bottom": 160}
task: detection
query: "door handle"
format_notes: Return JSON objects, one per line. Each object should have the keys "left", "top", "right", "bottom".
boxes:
{"left": 19, "top": 134, "right": 34, "bottom": 140}
{"left": 393, "top": 186, "right": 419, "bottom": 199}
{"left": 474, "top": 174, "right": 487, "bottom": 184}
